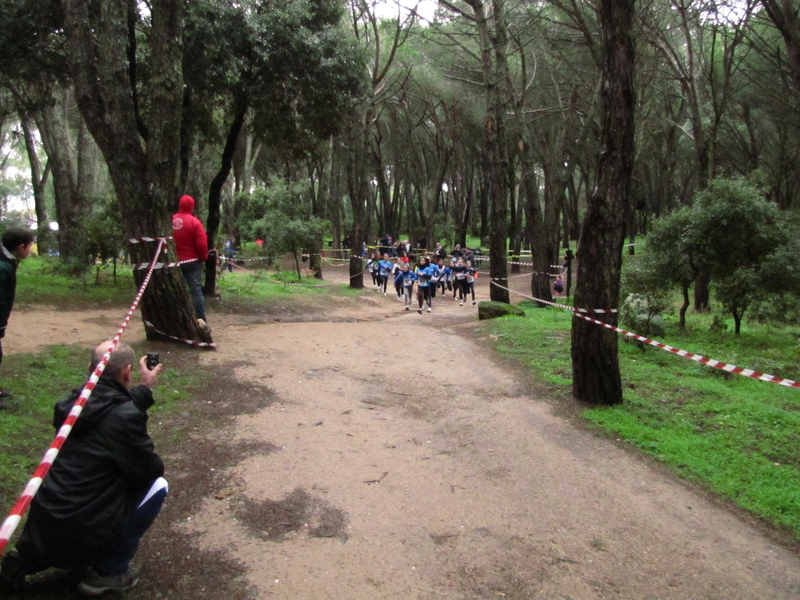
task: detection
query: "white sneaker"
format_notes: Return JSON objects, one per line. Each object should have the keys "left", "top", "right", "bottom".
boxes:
{"left": 417, "top": 308, "right": 423, "bottom": 314}
{"left": 383, "top": 292, "right": 387, "bottom": 296}
{"left": 459, "top": 301, "right": 463, "bottom": 306}
{"left": 427, "top": 307, "right": 432, "bottom": 313}
{"left": 197, "top": 318, "right": 211, "bottom": 334}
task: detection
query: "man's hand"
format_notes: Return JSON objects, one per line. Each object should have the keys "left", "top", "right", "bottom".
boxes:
{"left": 138, "top": 356, "right": 163, "bottom": 389}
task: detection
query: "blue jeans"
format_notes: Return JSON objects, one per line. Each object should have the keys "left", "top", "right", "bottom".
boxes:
{"left": 180, "top": 262, "right": 206, "bottom": 321}
{"left": 93, "top": 478, "right": 168, "bottom": 576}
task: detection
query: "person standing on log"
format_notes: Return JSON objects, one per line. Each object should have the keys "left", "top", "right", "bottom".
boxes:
{"left": 172, "top": 195, "right": 210, "bottom": 332}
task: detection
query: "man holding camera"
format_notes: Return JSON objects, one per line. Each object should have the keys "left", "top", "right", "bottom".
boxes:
{"left": 0, "top": 341, "right": 167, "bottom": 596}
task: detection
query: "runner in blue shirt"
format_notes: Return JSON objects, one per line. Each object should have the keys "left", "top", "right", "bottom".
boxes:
{"left": 378, "top": 253, "right": 393, "bottom": 295}
{"left": 394, "top": 262, "right": 417, "bottom": 310}
{"left": 429, "top": 258, "right": 442, "bottom": 299}
{"left": 414, "top": 256, "right": 434, "bottom": 313}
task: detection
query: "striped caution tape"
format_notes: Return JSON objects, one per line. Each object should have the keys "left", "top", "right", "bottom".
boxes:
{"left": 144, "top": 321, "right": 216, "bottom": 349}
{"left": 128, "top": 236, "right": 173, "bottom": 244}
{"left": 0, "top": 239, "right": 167, "bottom": 555}
{"left": 132, "top": 258, "right": 198, "bottom": 271}
{"left": 572, "top": 311, "right": 800, "bottom": 389}
{"left": 489, "top": 280, "right": 799, "bottom": 390}
{"left": 489, "top": 280, "right": 616, "bottom": 313}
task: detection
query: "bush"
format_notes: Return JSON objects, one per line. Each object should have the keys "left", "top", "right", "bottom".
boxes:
{"left": 620, "top": 293, "right": 666, "bottom": 337}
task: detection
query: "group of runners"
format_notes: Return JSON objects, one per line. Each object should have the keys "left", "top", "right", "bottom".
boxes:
{"left": 366, "top": 253, "right": 478, "bottom": 313}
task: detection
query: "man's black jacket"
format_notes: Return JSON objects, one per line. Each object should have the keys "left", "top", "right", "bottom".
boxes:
{"left": 16, "top": 377, "right": 164, "bottom": 569}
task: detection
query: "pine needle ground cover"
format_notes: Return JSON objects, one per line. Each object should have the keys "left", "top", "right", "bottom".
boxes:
{"left": 483, "top": 302, "right": 800, "bottom": 538}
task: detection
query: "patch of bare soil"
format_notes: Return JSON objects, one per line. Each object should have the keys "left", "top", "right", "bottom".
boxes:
{"left": 5, "top": 278, "right": 800, "bottom": 600}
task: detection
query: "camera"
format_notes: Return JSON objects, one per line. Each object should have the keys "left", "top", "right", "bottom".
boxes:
{"left": 146, "top": 353, "right": 160, "bottom": 371}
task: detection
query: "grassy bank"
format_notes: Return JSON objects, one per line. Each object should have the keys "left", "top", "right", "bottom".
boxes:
{"left": 483, "top": 303, "right": 800, "bottom": 538}
{"left": 15, "top": 255, "right": 362, "bottom": 306}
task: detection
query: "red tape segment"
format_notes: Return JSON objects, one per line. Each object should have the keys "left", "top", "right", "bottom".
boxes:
{"left": 0, "top": 239, "right": 167, "bottom": 555}
{"left": 144, "top": 321, "right": 216, "bottom": 349}
{"left": 572, "top": 311, "right": 800, "bottom": 389}
{"left": 490, "top": 280, "right": 616, "bottom": 313}
{"left": 489, "top": 280, "right": 800, "bottom": 390}
{"left": 132, "top": 258, "right": 197, "bottom": 271}
{"left": 128, "top": 236, "right": 173, "bottom": 244}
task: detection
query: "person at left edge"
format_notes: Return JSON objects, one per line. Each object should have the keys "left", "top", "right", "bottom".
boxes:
{"left": 0, "top": 227, "right": 35, "bottom": 407}
{"left": 172, "top": 194, "right": 210, "bottom": 332}
{"left": 0, "top": 341, "right": 167, "bottom": 596}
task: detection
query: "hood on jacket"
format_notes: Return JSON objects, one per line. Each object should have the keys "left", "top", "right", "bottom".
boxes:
{"left": 54, "top": 377, "right": 130, "bottom": 434}
{"left": 178, "top": 195, "right": 195, "bottom": 213}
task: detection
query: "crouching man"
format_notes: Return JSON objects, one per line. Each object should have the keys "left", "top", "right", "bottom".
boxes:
{"left": 0, "top": 341, "right": 167, "bottom": 596}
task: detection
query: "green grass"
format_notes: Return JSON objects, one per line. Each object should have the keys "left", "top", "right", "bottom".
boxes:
{"left": 16, "top": 257, "right": 135, "bottom": 309}
{"left": 217, "top": 267, "right": 363, "bottom": 299}
{"left": 484, "top": 302, "right": 800, "bottom": 538}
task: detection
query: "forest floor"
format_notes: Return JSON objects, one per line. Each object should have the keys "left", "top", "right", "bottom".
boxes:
{"left": 4, "top": 274, "right": 800, "bottom": 600}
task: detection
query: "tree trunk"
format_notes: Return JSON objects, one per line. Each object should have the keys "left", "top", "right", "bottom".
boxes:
{"left": 465, "top": 0, "right": 510, "bottom": 303}
{"left": 63, "top": 0, "right": 211, "bottom": 346}
{"left": 571, "top": 0, "right": 636, "bottom": 405}
{"left": 679, "top": 284, "right": 689, "bottom": 327}
{"left": 35, "top": 89, "right": 85, "bottom": 260}
{"left": 521, "top": 141, "right": 552, "bottom": 305}
{"left": 204, "top": 95, "right": 248, "bottom": 296}
{"left": 345, "top": 125, "right": 366, "bottom": 289}
{"left": 14, "top": 94, "right": 50, "bottom": 252}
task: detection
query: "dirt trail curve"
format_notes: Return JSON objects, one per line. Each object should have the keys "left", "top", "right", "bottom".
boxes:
{"left": 192, "top": 292, "right": 799, "bottom": 600}
{"left": 8, "top": 288, "right": 800, "bottom": 599}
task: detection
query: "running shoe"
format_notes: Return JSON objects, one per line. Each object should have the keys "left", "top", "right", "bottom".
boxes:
{"left": 473, "top": 301, "right": 476, "bottom": 305}
{"left": 417, "top": 308, "right": 423, "bottom": 314}
{"left": 427, "top": 307, "right": 432, "bottom": 313}
{"left": 459, "top": 301, "right": 463, "bottom": 306}
{"left": 405, "top": 306, "right": 410, "bottom": 311}
{"left": 78, "top": 567, "right": 139, "bottom": 596}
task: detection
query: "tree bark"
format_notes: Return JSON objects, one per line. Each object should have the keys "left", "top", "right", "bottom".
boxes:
{"left": 694, "top": 268, "right": 710, "bottom": 312}
{"left": 14, "top": 92, "right": 50, "bottom": 251}
{"left": 571, "top": 0, "right": 636, "bottom": 405}
{"left": 203, "top": 94, "right": 248, "bottom": 296}
{"left": 63, "top": 0, "right": 211, "bottom": 346}
{"left": 679, "top": 284, "right": 689, "bottom": 327}
{"left": 34, "top": 89, "right": 85, "bottom": 260}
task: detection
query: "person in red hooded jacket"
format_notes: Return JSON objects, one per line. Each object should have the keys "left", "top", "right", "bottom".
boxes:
{"left": 172, "top": 195, "right": 209, "bottom": 329}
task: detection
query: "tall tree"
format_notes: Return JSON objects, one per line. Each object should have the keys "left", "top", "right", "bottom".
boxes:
{"left": 62, "top": 0, "right": 211, "bottom": 345}
{"left": 570, "top": 0, "right": 636, "bottom": 404}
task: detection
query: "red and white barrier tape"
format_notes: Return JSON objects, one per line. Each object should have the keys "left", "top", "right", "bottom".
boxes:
{"left": 489, "top": 281, "right": 615, "bottom": 313}
{"left": 132, "top": 258, "right": 197, "bottom": 271}
{"left": 144, "top": 321, "right": 216, "bottom": 349}
{"left": 128, "top": 236, "right": 173, "bottom": 244}
{"left": 489, "top": 280, "right": 800, "bottom": 390}
{"left": 0, "top": 239, "right": 167, "bottom": 554}
{"left": 572, "top": 311, "right": 800, "bottom": 389}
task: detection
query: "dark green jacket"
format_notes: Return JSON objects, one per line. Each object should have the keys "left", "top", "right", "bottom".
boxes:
{"left": 0, "top": 245, "right": 18, "bottom": 339}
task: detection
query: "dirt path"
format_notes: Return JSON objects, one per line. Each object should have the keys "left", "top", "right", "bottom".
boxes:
{"left": 8, "top": 286, "right": 800, "bottom": 599}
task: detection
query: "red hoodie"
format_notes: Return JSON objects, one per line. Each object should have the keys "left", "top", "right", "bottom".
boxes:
{"left": 172, "top": 195, "right": 209, "bottom": 262}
